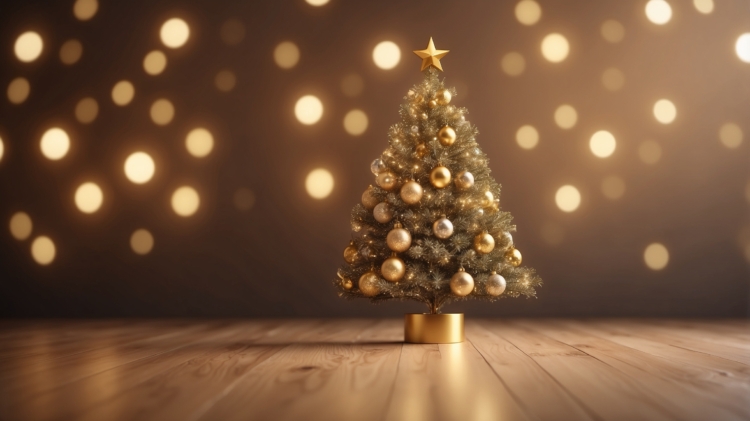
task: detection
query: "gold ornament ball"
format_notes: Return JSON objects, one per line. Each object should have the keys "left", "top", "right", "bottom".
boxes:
{"left": 373, "top": 202, "right": 394, "bottom": 223}
{"left": 430, "top": 166, "right": 452, "bottom": 188}
{"left": 361, "top": 186, "right": 379, "bottom": 209}
{"left": 438, "top": 126, "right": 457, "bottom": 146}
{"left": 400, "top": 180, "right": 423, "bottom": 205}
{"left": 486, "top": 272, "right": 506, "bottom": 296}
{"left": 343, "top": 244, "right": 358, "bottom": 263}
{"left": 342, "top": 279, "right": 353, "bottom": 290}
{"left": 358, "top": 272, "right": 381, "bottom": 297}
{"left": 436, "top": 89, "right": 452, "bottom": 105}
{"left": 474, "top": 232, "right": 496, "bottom": 254}
{"left": 381, "top": 256, "right": 406, "bottom": 282}
{"left": 450, "top": 269, "right": 474, "bottom": 296}
{"left": 415, "top": 143, "right": 428, "bottom": 158}
{"left": 482, "top": 191, "right": 494, "bottom": 207}
{"left": 505, "top": 248, "right": 522, "bottom": 267}
{"left": 376, "top": 171, "right": 398, "bottom": 191}
{"left": 428, "top": 99, "right": 437, "bottom": 109}
{"left": 454, "top": 171, "right": 474, "bottom": 190}
{"left": 386, "top": 224, "right": 412, "bottom": 252}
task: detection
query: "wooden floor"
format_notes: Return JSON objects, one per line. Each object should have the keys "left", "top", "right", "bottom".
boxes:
{"left": 0, "top": 319, "right": 748, "bottom": 421}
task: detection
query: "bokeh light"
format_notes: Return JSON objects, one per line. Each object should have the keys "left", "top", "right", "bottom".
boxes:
{"left": 555, "top": 185, "right": 581, "bottom": 212}
{"left": 294, "top": 95, "right": 323, "bottom": 125}
{"left": 73, "top": 0, "right": 98, "bottom": 21}
{"left": 553, "top": 104, "right": 577, "bottom": 129}
{"left": 233, "top": 188, "right": 256, "bottom": 211}
{"left": 653, "top": 99, "right": 676, "bottom": 124}
{"left": 601, "top": 176, "right": 626, "bottom": 200}
{"left": 186, "top": 128, "right": 214, "bottom": 157}
{"left": 541, "top": 33, "right": 569, "bottom": 63}
{"left": 305, "top": 168, "right": 334, "bottom": 199}
{"left": 638, "top": 140, "right": 662, "bottom": 164}
{"left": 220, "top": 19, "right": 245, "bottom": 45}
{"left": 373, "top": 41, "right": 401, "bottom": 70}
{"left": 171, "top": 186, "right": 200, "bottom": 217}
{"left": 9, "top": 212, "right": 33, "bottom": 241}
{"left": 602, "top": 68, "right": 625, "bottom": 91}
{"left": 59, "top": 39, "right": 83, "bottom": 65}
{"left": 75, "top": 97, "right": 98, "bottom": 124}
{"left": 589, "top": 130, "right": 616, "bottom": 158}
{"left": 0, "top": 136, "right": 3, "bottom": 162}
{"left": 274, "top": 41, "right": 300, "bottom": 69}
{"left": 214, "top": 70, "right": 236, "bottom": 92}
{"left": 7, "top": 77, "right": 30, "bottom": 104}
{"left": 74, "top": 182, "right": 103, "bottom": 214}
{"left": 124, "top": 152, "right": 155, "bottom": 184}
{"left": 343, "top": 109, "right": 368, "bottom": 136}
{"left": 31, "top": 236, "right": 55, "bottom": 265}
{"left": 601, "top": 20, "right": 625, "bottom": 43}
{"left": 306, "top": 0, "right": 330, "bottom": 5}
{"left": 645, "top": 0, "right": 672, "bottom": 25}
{"left": 341, "top": 74, "right": 364, "bottom": 97}
{"left": 693, "top": 0, "right": 714, "bottom": 14}
{"left": 160, "top": 18, "right": 190, "bottom": 49}
{"left": 515, "top": 0, "right": 542, "bottom": 26}
{"left": 736, "top": 34, "right": 750, "bottom": 63}
{"left": 40, "top": 128, "right": 70, "bottom": 160}
{"left": 150, "top": 99, "right": 175, "bottom": 125}
{"left": 718, "top": 123, "right": 743, "bottom": 149}
{"left": 516, "top": 125, "right": 539, "bottom": 149}
{"left": 130, "top": 229, "right": 154, "bottom": 255}
{"left": 644, "top": 243, "right": 669, "bottom": 270}
{"left": 14, "top": 32, "right": 43, "bottom": 63}
{"left": 501, "top": 52, "right": 525, "bottom": 76}
{"left": 540, "top": 221, "right": 564, "bottom": 245}
{"left": 143, "top": 50, "right": 167, "bottom": 75}
{"left": 111, "top": 80, "right": 135, "bottom": 106}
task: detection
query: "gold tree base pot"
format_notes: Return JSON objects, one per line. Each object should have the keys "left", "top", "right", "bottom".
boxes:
{"left": 404, "top": 313, "right": 464, "bottom": 343}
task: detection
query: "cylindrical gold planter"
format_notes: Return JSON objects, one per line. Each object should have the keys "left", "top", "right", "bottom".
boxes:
{"left": 404, "top": 313, "right": 464, "bottom": 343}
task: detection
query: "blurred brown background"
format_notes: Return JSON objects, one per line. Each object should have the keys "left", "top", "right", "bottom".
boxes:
{"left": 0, "top": 0, "right": 748, "bottom": 317}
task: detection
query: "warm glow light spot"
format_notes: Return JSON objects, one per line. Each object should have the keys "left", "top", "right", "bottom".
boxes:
{"left": 541, "top": 33, "right": 569, "bottom": 63}
{"left": 501, "top": 52, "right": 526, "bottom": 76}
{"left": 644, "top": 243, "right": 669, "bottom": 270}
{"left": 234, "top": 188, "right": 256, "bottom": 211}
{"left": 589, "top": 130, "right": 616, "bottom": 158}
{"left": 73, "top": 0, "right": 98, "bottom": 20}
{"left": 75, "top": 97, "right": 98, "bottom": 124}
{"left": 516, "top": 125, "right": 539, "bottom": 150}
{"left": 341, "top": 74, "right": 364, "bottom": 97}
{"left": 601, "top": 20, "right": 625, "bottom": 43}
{"left": 274, "top": 41, "right": 300, "bottom": 69}
{"left": 160, "top": 18, "right": 190, "bottom": 49}
{"left": 305, "top": 168, "right": 334, "bottom": 199}
{"left": 150, "top": 99, "right": 174, "bottom": 125}
{"left": 111, "top": 80, "right": 135, "bottom": 106}
{"left": 31, "top": 236, "right": 55, "bottom": 265}
{"left": 130, "top": 229, "right": 154, "bottom": 255}
{"left": 214, "top": 70, "right": 236, "bottom": 92}
{"left": 736, "top": 34, "right": 750, "bottom": 63}
{"left": 515, "top": 0, "right": 542, "bottom": 25}
{"left": 343, "top": 109, "right": 368, "bottom": 136}
{"left": 653, "top": 99, "right": 676, "bottom": 124}
{"left": 693, "top": 0, "right": 714, "bottom": 14}
{"left": 719, "top": 123, "right": 743, "bottom": 149}
{"left": 373, "top": 41, "right": 401, "bottom": 70}
{"left": 540, "top": 221, "right": 564, "bottom": 245}
{"left": 602, "top": 68, "right": 625, "bottom": 91}
{"left": 7, "top": 77, "right": 30, "bottom": 104}
{"left": 646, "top": 0, "right": 672, "bottom": 25}
{"left": 40, "top": 128, "right": 70, "bottom": 160}
{"left": 555, "top": 185, "right": 581, "bottom": 212}
{"left": 124, "top": 152, "right": 155, "bottom": 184}
{"left": 59, "top": 39, "right": 83, "bottom": 65}
{"left": 186, "top": 128, "right": 214, "bottom": 157}
{"left": 74, "top": 182, "right": 103, "bottom": 213}
{"left": 15, "top": 32, "right": 43, "bottom": 63}
{"left": 294, "top": 95, "right": 323, "bottom": 125}
{"left": 601, "top": 176, "right": 626, "bottom": 200}
{"left": 9, "top": 212, "right": 33, "bottom": 240}
{"left": 554, "top": 104, "right": 577, "bottom": 129}
{"left": 306, "top": 0, "right": 330, "bottom": 6}
{"left": 220, "top": 19, "right": 245, "bottom": 45}
{"left": 143, "top": 50, "right": 167, "bottom": 75}
{"left": 0, "top": 136, "right": 4, "bottom": 162}
{"left": 639, "top": 140, "right": 662, "bottom": 164}
{"left": 171, "top": 186, "right": 200, "bottom": 217}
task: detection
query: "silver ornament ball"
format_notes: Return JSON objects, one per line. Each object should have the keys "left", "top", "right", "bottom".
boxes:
{"left": 432, "top": 218, "right": 454, "bottom": 239}
{"left": 486, "top": 273, "right": 507, "bottom": 296}
{"left": 370, "top": 158, "right": 386, "bottom": 175}
{"left": 455, "top": 171, "right": 475, "bottom": 190}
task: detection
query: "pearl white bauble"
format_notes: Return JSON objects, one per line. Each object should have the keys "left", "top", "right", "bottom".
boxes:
{"left": 486, "top": 272, "right": 507, "bottom": 296}
{"left": 432, "top": 218, "right": 454, "bottom": 239}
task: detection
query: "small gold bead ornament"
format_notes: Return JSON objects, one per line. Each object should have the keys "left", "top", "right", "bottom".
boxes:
{"left": 381, "top": 254, "right": 406, "bottom": 282}
{"left": 400, "top": 180, "right": 424, "bottom": 205}
{"left": 505, "top": 248, "right": 522, "bottom": 267}
{"left": 438, "top": 126, "right": 456, "bottom": 146}
{"left": 482, "top": 191, "right": 494, "bottom": 207}
{"left": 430, "top": 166, "right": 452, "bottom": 188}
{"left": 376, "top": 171, "right": 398, "bottom": 191}
{"left": 342, "top": 279, "right": 353, "bottom": 290}
{"left": 415, "top": 143, "right": 428, "bottom": 158}
{"left": 450, "top": 268, "right": 474, "bottom": 296}
{"left": 387, "top": 222, "right": 412, "bottom": 252}
{"left": 474, "top": 232, "right": 495, "bottom": 254}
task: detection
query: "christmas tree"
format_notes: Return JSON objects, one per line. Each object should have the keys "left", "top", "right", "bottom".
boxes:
{"left": 336, "top": 38, "right": 542, "bottom": 315}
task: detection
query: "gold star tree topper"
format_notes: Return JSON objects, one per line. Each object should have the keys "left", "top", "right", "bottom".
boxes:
{"left": 413, "top": 37, "right": 449, "bottom": 71}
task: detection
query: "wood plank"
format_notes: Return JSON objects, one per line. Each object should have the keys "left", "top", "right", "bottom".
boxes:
{"left": 624, "top": 320, "right": 750, "bottom": 351}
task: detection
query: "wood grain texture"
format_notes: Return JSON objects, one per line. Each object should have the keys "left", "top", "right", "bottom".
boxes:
{"left": 0, "top": 319, "right": 747, "bottom": 421}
